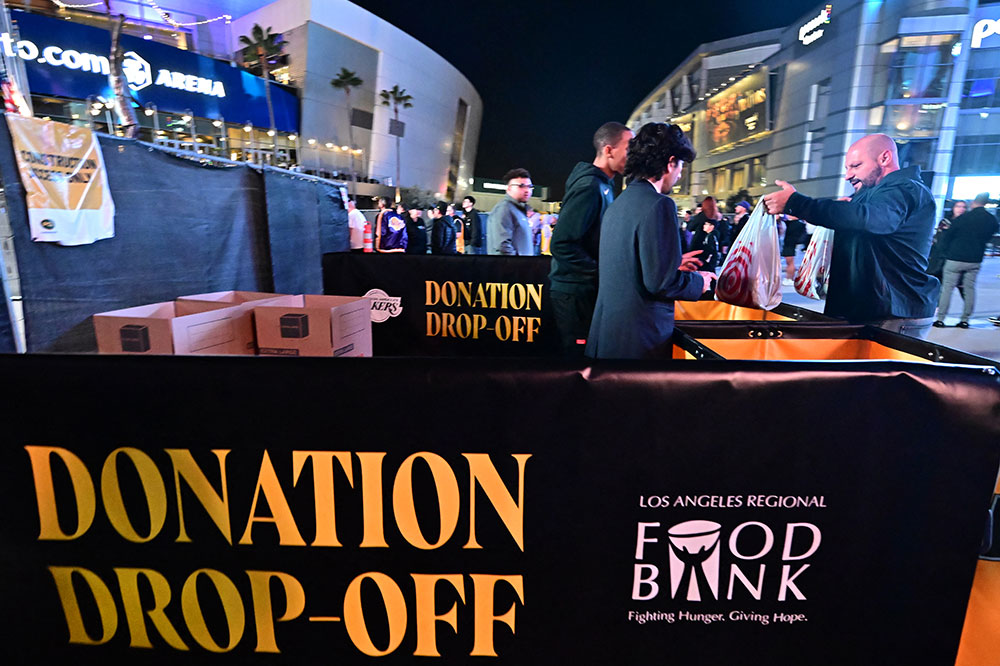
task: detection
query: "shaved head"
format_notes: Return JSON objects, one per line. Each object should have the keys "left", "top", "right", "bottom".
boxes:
{"left": 844, "top": 133, "right": 900, "bottom": 191}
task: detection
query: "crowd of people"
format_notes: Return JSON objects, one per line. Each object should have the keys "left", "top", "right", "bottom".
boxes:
{"left": 347, "top": 193, "right": 559, "bottom": 257}
{"left": 349, "top": 120, "right": 998, "bottom": 359}
{"left": 679, "top": 197, "right": 816, "bottom": 286}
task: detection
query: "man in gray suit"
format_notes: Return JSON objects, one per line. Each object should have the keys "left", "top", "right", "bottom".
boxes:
{"left": 586, "top": 123, "right": 713, "bottom": 359}
{"left": 488, "top": 168, "right": 534, "bottom": 255}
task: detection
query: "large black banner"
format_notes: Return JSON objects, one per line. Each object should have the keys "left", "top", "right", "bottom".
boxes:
{"left": 1, "top": 354, "right": 998, "bottom": 664}
{"left": 323, "top": 253, "right": 558, "bottom": 356}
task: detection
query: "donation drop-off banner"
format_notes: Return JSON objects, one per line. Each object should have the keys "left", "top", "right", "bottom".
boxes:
{"left": 7, "top": 115, "right": 115, "bottom": 246}
{"left": 1, "top": 354, "right": 999, "bottom": 665}
{"left": 323, "top": 253, "right": 557, "bottom": 356}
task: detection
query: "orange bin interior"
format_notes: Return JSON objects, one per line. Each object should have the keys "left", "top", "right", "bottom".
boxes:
{"left": 674, "top": 300, "right": 794, "bottom": 321}
{"left": 673, "top": 337, "right": 931, "bottom": 362}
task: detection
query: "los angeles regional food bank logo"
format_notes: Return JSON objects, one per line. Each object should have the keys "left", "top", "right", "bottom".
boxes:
{"left": 364, "top": 288, "right": 402, "bottom": 323}
{"left": 631, "top": 495, "right": 825, "bottom": 608}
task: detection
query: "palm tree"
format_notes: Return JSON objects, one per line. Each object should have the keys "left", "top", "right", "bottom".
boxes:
{"left": 331, "top": 68, "right": 363, "bottom": 184}
{"left": 105, "top": 1, "right": 138, "bottom": 137}
{"left": 380, "top": 84, "right": 413, "bottom": 196}
{"left": 239, "top": 24, "right": 284, "bottom": 157}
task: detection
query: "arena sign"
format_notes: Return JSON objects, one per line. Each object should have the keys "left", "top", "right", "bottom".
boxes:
{"left": 0, "top": 32, "right": 225, "bottom": 98}
{"left": 798, "top": 4, "right": 832, "bottom": 45}
{"left": 7, "top": 11, "right": 298, "bottom": 132}
{"left": 972, "top": 18, "right": 1000, "bottom": 49}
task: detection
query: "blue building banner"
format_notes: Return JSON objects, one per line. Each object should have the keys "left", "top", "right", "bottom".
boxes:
{"left": 6, "top": 11, "right": 299, "bottom": 132}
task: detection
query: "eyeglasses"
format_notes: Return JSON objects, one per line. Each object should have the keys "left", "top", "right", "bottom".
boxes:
{"left": 510, "top": 183, "right": 535, "bottom": 189}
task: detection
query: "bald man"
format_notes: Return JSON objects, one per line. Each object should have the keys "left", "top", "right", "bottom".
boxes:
{"left": 763, "top": 134, "right": 940, "bottom": 338}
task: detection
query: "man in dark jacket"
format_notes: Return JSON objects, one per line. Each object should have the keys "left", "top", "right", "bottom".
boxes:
{"left": 763, "top": 134, "right": 940, "bottom": 338}
{"left": 461, "top": 196, "right": 482, "bottom": 254}
{"left": 404, "top": 202, "right": 428, "bottom": 255}
{"left": 430, "top": 201, "right": 458, "bottom": 254}
{"left": 548, "top": 121, "right": 633, "bottom": 354}
{"left": 586, "top": 123, "right": 713, "bottom": 359}
{"left": 934, "top": 192, "right": 998, "bottom": 328}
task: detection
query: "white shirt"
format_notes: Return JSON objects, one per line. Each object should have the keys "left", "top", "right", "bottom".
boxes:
{"left": 348, "top": 208, "right": 367, "bottom": 249}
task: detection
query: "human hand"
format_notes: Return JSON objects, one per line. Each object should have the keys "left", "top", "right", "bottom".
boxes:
{"left": 697, "top": 271, "right": 716, "bottom": 293}
{"left": 763, "top": 180, "right": 797, "bottom": 215}
{"left": 679, "top": 250, "right": 704, "bottom": 272}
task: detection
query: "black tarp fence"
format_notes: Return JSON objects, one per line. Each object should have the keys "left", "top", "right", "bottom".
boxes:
{"left": 0, "top": 120, "right": 349, "bottom": 352}
{"left": 1, "top": 354, "right": 999, "bottom": 664}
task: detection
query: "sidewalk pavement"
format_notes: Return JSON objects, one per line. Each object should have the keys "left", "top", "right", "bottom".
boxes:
{"left": 779, "top": 255, "right": 1000, "bottom": 362}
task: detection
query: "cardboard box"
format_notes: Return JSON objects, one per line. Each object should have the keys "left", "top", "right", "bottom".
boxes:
{"left": 176, "top": 291, "right": 297, "bottom": 354}
{"left": 254, "top": 295, "right": 372, "bottom": 357}
{"left": 94, "top": 300, "right": 251, "bottom": 355}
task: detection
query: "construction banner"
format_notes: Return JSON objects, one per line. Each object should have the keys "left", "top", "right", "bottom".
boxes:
{"left": 7, "top": 115, "right": 114, "bottom": 246}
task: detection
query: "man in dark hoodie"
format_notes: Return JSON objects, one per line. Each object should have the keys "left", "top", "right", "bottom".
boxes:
{"left": 548, "top": 121, "right": 633, "bottom": 355}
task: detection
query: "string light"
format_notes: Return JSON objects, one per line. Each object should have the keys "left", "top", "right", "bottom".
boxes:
{"left": 52, "top": 1, "right": 105, "bottom": 8}
{"left": 146, "top": 0, "right": 231, "bottom": 28}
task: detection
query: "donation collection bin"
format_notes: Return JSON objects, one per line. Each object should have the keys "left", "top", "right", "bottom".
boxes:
{"left": 672, "top": 321, "right": 999, "bottom": 367}
{"left": 673, "top": 299, "right": 833, "bottom": 323}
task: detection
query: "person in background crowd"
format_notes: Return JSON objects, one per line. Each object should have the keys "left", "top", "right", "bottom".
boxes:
{"left": 527, "top": 206, "right": 542, "bottom": 255}
{"left": 730, "top": 200, "right": 752, "bottom": 243}
{"left": 346, "top": 198, "right": 367, "bottom": 253}
{"left": 549, "top": 121, "right": 634, "bottom": 354}
{"left": 781, "top": 214, "right": 805, "bottom": 285}
{"left": 763, "top": 133, "right": 940, "bottom": 338}
{"left": 488, "top": 168, "right": 534, "bottom": 255}
{"left": 680, "top": 209, "right": 695, "bottom": 250}
{"left": 934, "top": 193, "right": 998, "bottom": 328}
{"left": 374, "top": 196, "right": 407, "bottom": 253}
{"left": 540, "top": 214, "right": 556, "bottom": 255}
{"left": 449, "top": 203, "right": 465, "bottom": 253}
{"left": 586, "top": 122, "right": 714, "bottom": 359}
{"left": 690, "top": 217, "right": 720, "bottom": 278}
{"left": 688, "top": 197, "right": 725, "bottom": 254}
{"left": 947, "top": 199, "right": 967, "bottom": 222}
{"left": 403, "top": 202, "right": 427, "bottom": 255}
{"left": 461, "top": 196, "right": 482, "bottom": 254}
{"left": 926, "top": 202, "right": 965, "bottom": 282}
{"left": 430, "top": 201, "right": 458, "bottom": 254}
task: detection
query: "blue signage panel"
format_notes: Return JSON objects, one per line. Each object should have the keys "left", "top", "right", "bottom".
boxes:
{"left": 8, "top": 11, "right": 299, "bottom": 132}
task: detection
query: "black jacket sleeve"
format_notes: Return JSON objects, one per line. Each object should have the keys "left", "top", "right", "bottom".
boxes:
{"left": 785, "top": 186, "right": 912, "bottom": 235}
{"left": 549, "top": 178, "right": 604, "bottom": 276}
{"left": 638, "top": 197, "right": 704, "bottom": 302}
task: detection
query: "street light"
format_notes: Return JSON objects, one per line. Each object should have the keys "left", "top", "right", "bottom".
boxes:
{"left": 144, "top": 102, "right": 159, "bottom": 138}
{"left": 212, "top": 117, "right": 226, "bottom": 154}
{"left": 243, "top": 122, "right": 254, "bottom": 161}
{"left": 85, "top": 95, "right": 101, "bottom": 130}
{"left": 183, "top": 109, "right": 194, "bottom": 145}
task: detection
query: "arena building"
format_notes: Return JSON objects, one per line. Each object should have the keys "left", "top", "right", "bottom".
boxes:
{"left": 3, "top": 0, "right": 481, "bottom": 199}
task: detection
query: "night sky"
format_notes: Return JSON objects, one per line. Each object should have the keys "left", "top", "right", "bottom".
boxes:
{"left": 353, "top": 0, "right": 823, "bottom": 198}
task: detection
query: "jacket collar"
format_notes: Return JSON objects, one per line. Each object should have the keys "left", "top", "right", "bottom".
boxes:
{"left": 505, "top": 194, "right": 528, "bottom": 212}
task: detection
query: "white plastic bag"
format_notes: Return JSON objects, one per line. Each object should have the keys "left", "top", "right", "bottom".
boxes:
{"left": 715, "top": 200, "right": 782, "bottom": 310}
{"left": 794, "top": 227, "right": 834, "bottom": 300}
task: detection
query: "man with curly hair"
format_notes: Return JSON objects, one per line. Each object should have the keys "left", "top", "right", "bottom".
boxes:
{"left": 586, "top": 123, "right": 713, "bottom": 359}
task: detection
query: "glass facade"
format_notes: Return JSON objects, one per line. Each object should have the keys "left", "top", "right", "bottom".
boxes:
{"left": 875, "top": 35, "right": 959, "bottom": 102}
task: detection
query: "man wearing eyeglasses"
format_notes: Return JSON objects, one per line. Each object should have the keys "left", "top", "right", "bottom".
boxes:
{"left": 488, "top": 168, "right": 535, "bottom": 255}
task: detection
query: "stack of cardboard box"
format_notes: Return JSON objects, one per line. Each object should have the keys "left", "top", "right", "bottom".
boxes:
{"left": 93, "top": 291, "right": 372, "bottom": 357}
